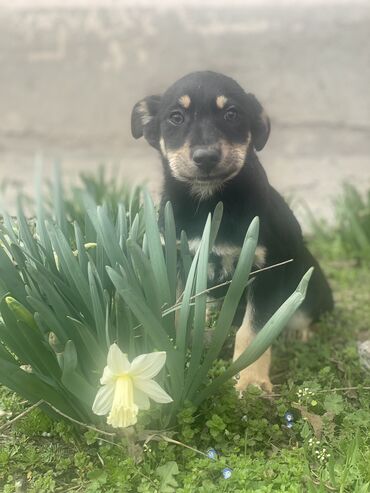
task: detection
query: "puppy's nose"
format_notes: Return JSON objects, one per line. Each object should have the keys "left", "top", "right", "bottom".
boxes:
{"left": 192, "top": 147, "right": 221, "bottom": 172}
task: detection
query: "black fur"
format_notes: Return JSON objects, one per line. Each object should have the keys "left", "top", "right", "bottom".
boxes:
{"left": 131, "top": 71, "right": 333, "bottom": 333}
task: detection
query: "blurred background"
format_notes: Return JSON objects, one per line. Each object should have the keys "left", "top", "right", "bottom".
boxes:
{"left": 0, "top": 0, "right": 369, "bottom": 227}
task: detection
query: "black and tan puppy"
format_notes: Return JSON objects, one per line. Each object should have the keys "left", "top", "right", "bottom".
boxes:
{"left": 131, "top": 71, "right": 333, "bottom": 392}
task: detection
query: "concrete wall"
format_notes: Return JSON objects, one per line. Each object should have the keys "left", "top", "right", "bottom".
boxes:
{"left": 0, "top": 0, "right": 369, "bottom": 224}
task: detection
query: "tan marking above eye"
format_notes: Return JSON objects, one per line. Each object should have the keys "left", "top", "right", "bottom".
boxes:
{"left": 179, "top": 95, "right": 191, "bottom": 109}
{"left": 216, "top": 95, "right": 228, "bottom": 109}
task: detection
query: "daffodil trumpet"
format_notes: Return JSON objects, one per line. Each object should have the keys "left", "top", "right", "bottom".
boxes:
{"left": 92, "top": 344, "right": 172, "bottom": 428}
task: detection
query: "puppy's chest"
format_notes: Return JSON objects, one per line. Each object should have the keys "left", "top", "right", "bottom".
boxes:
{"left": 188, "top": 238, "right": 266, "bottom": 286}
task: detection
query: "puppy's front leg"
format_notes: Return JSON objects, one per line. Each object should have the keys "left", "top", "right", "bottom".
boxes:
{"left": 233, "top": 303, "right": 273, "bottom": 393}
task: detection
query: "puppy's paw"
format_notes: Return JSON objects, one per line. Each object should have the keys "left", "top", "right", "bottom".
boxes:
{"left": 285, "top": 325, "right": 313, "bottom": 343}
{"left": 285, "top": 311, "right": 314, "bottom": 343}
{"left": 234, "top": 369, "right": 273, "bottom": 396}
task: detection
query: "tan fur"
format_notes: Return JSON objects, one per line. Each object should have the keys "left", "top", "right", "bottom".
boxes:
{"left": 286, "top": 310, "right": 313, "bottom": 342}
{"left": 166, "top": 141, "right": 191, "bottom": 181}
{"left": 233, "top": 302, "right": 273, "bottom": 393}
{"left": 187, "top": 237, "right": 201, "bottom": 254}
{"left": 190, "top": 137, "right": 251, "bottom": 200}
{"left": 216, "top": 95, "right": 228, "bottom": 109}
{"left": 179, "top": 95, "right": 191, "bottom": 109}
{"left": 163, "top": 134, "right": 252, "bottom": 198}
{"left": 254, "top": 245, "right": 267, "bottom": 268}
{"left": 159, "top": 137, "right": 167, "bottom": 157}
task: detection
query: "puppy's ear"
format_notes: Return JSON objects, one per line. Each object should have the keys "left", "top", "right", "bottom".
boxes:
{"left": 131, "top": 95, "right": 161, "bottom": 149}
{"left": 246, "top": 94, "right": 271, "bottom": 151}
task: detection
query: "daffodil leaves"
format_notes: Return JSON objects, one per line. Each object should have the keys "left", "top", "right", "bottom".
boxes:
{"left": 0, "top": 168, "right": 312, "bottom": 429}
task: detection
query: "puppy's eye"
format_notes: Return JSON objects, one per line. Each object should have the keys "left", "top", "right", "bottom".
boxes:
{"left": 224, "top": 108, "right": 238, "bottom": 122}
{"left": 169, "top": 111, "right": 185, "bottom": 126}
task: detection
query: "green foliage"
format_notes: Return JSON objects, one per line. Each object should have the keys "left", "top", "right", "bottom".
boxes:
{"left": 0, "top": 166, "right": 311, "bottom": 431}
{"left": 335, "top": 185, "right": 370, "bottom": 262}
{"left": 1, "top": 294, "right": 370, "bottom": 493}
{"left": 308, "top": 183, "right": 370, "bottom": 263}
{"left": 156, "top": 461, "right": 179, "bottom": 492}
{"left": 323, "top": 393, "right": 344, "bottom": 415}
{"left": 2, "top": 172, "right": 369, "bottom": 492}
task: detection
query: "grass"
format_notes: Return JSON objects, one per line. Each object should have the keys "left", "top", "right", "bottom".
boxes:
{"left": 1, "top": 179, "right": 370, "bottom": 492}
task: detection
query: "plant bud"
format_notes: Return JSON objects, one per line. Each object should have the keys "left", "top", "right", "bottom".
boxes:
{"left": 5, "top": 297, "right": 36, "bottom": 329}
{"left": 49, "top": 332, "right": 63, "bottom": 352}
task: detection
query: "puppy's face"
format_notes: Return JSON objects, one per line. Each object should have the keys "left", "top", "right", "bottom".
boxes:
{"left": 131, "top": 71, "right": 270, "bottom": 198}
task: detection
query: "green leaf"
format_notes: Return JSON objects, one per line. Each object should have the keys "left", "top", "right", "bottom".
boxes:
{"left": 156, "top": 461, "right": 179, "bottom": 493}
{"left": 323, "top": 393, "right": 344, "bottom": 415}
{"left": 186, "top": 216, "right": 259, "bottom": 399}
{"left": 67, "top": 317, "right": 106, "bottom": 373}
{"left": 85, "top": 200, "right": 126, "bottom": 268}
{"left": 127, "top": 239, "right": 162, "bottom": 317}
{"left": 107, "top": 266, "right": 181, "bottom": 400}
{"left": 179, "top": 230, "right": 192, "bottom": 280}
{"left": 163, "top": 201, "right": 177, "bottom": 306}
{"left": 129, "top": 213, "right": 140, "bottom": 243}
{"left": 87, "top": 263, "right": 106, "bottom": 346}
{"left": 209, "top": 201, "right": 223, "bottom": 250}
{"left": 185, "top": 215, "right": 211, "bottom": 386}
{"left": 116, "top": 203, "right": 128, "bottom": 246}
{"left": 0, "top": 244, "right": 28, "bottom": 306}
{"left": 175, "top": 247, "right": 199, "bottom": 374}
{"left": 194, "top": 267, "right": 313, "bottom": 404}
{"left": 74, "top": 221, "right": 89, "bottom": 275}
{"left": 16, "top": 198, "right": 42, "bottom": 263}
{"left": 46, "top": 221, "right": 92, "bottom": 316}
{"left": 0, "top": 207, "right": 17, "bottom": 244}
{"left": 107, "top": 268, "right": 171, "bottom": 352}
{"left": 35, "top": 156, "right": 53, "bottom": 254}
{"left": 52, "top": 162, "right": 68, "bottom": 236}
{"left": 143, "top": 190, "right": 171, "bottom": 307}
{"left": 63, "top": 340, "right": 78, "bottom": 372}
{"left": 1, "top": 299, "right": 61, "bottom": 379}
{"left": 60, "top": 340, "right": 96, "bottom": 410}
{"left": 25, "top": 266, "right": 75, "bottom": 343}
{"left": 0, "top": 355, "right": 84, "bottom": 420}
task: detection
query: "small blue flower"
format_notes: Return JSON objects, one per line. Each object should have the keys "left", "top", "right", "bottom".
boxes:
{"left": 207, "top": 448, "right": 218, "bottom": 460}
{"left": 222, "top": 467, "right": 233, "bottom": 479}
{"left": 286, "top": 421, "right": 294, "bottom": 429}
{"left": 284, "top": 412, "right": 294, "bottom": 422}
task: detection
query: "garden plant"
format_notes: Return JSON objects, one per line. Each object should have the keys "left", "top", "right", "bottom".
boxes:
{"left": 0, "top": 168, "right": 369, "bottom": 492}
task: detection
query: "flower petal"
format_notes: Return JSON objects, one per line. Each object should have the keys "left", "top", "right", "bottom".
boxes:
{"left": 106, "top": 376, "right": 138, "bottom": 428}
{"left": 130, "top": 351, "right": 166, "bottom": 379}
{"left": 133, "top": 388, "right": 150, "bottom": 410}
{"left": 100, "top": 366, "right": 115, "bottom": 385}
{"left": 134, "top": 378, "right": 173, "bottom": 404}
{"left": 107, "top": 343, "right": 130, "bottom": 375}
{"left": 92, "top": 384, "right": 114, "bottom": 416}
{"left": 107, "top": 409, "right": 138, "bottom": 428}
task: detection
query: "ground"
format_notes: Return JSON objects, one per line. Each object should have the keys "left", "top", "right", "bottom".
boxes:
{"left": 1, "top": 230, "right": 370, "bottom": 492}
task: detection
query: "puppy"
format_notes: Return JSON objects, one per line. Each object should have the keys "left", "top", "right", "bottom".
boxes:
{"left": 131, "top": 71, "right": 333, "bottom": 392}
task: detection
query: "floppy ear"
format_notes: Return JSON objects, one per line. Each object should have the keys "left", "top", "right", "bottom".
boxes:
{"left": 246, "top": 94, "right": 271, "bottom": 151}
{"left": 131, "top": 95, "right": 161, "bottom": 149}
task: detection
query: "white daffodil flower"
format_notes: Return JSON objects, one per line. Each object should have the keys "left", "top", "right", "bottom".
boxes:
{"left": 92, "top": 343, "right": 172, "bottom": 428}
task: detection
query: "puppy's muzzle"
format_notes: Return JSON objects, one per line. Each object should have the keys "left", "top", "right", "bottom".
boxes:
{"left": 192, "top": 146, "right": 221, "bottom": 174}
